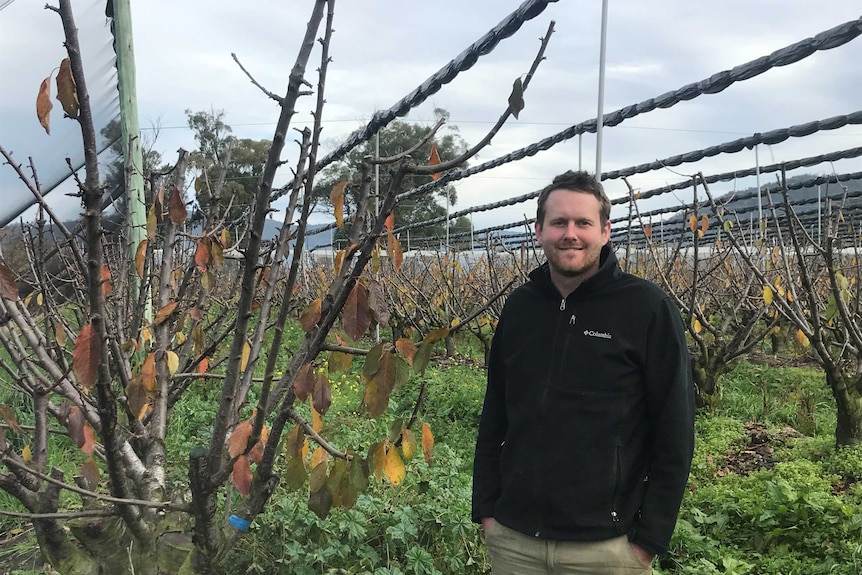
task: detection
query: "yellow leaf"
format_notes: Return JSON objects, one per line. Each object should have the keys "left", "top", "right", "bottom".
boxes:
{"left": 383, "top": 445, "right": 406, "bottom": 486}
{"left": 763, "top": 286, "right": 774, "bottom": 306}
{"left": 330, "top": 181, "right": 347, "bottom": 229}
{"left": 141, "top": 328, "right": 153, "bottom": 346}
{"left": 692, "top": 319, "right": 702, "bottom": 334}
{"left": 174, "top": 331, "right": 187, "bottom": 345}
{"left": 401, "top": 428, "right": 417, "bottom": 460}
{"left": 166, "top": 351, "right": 179, "bottom": 375}
{"left": 700, "top": 214, "right": 709, "bottom": 233}
{"left": 312, "top": 405, "right": 323, "bottom": 434}
{"left": 135, "top": 240, "right": 148, "bottom": 278}
{"left": 22, "top": 444, "right": 32, "bottom": 463}
{"left": 688, "top": 214, "right": 697, "bottom": 233}
{"left": 55, "top": 58, "right": 79, "bottom": 118}
{"left": 796, "top": 330, "right": 810, "bottom": 348}
{"left": 421, "top": 422, "right": 434, "bottom": 465}
{"left": 240, "top": 340, "right": 251, "bottom": 372}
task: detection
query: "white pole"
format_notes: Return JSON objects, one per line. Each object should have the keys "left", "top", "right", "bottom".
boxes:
{"left": 817, "top": 184, "right": 822, "bottom": 245}
{"left": 445, "top": 190, "right": 450, "bottom": 250}
{"left": 595, "top": 0, "right": 610, "bottom": 181}
{"left": 578, "top": 133, "right": 583, "bottom": 171}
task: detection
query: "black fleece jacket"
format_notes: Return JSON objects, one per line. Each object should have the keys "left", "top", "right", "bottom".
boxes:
{"left": 472, "top": 246, "right": 695, "bottom": 556}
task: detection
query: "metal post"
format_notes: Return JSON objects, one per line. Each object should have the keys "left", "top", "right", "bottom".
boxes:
{"left": 817, "top": 184, "right": 822, "bottom": 245}
{"left": 755, "top": 143, "right": 762, "bottom": 238}
{"left": 445, "top": 189, "right": 450, "bottom": 250}
{"left": 375, "top": 133, "right": 380, "bottom": 342}
{"left": 112, "top": 0, "right": 149, "bottom": 319}
{"left": 595, "top": 0, "right": 610, "bottom": 181}
{"left": 578, "top": 133, "right": 583, "bottom": 171}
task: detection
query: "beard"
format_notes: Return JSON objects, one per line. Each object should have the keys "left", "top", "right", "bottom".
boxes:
{"left": 544, "top": 242, "right": 603, "bottom": 278}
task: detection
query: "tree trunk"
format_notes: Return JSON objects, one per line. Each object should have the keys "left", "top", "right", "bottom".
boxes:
{"left": 827, "top": 370, "right": 862, "bottom": 446}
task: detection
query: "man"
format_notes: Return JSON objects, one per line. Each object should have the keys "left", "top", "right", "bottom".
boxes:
{"left": 472, "top": 170, "right": 695, "bottom": 574}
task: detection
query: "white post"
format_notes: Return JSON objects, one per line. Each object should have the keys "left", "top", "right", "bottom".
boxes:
{"left": 595, "top": 0, "right": 610, "bottom": 181}
{"left": 578, "top": 133, "right": 583, "bottom": 171}
{"left": 817, "top": 184, "right": 822, "bottom": 245}
{"left": 755, "top": 144, "right": 762, "bottom": 238}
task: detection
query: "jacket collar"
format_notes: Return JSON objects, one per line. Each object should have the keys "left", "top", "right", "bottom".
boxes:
{"left": 528, "top": 245, "right": 621, "bottom": 299}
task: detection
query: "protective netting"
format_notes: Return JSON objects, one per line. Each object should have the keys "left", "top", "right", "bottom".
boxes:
{"left": 0, "top": 0, "right": 119, "bottom": 226}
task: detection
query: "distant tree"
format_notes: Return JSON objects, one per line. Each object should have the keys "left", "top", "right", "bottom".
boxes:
{"left": 313, "top": 110, "right": 472, "bottom": 246}
{"left": 186, "top": 109, "right": 271, "bottom": 234}
{"left": 99, "top": 119, "right": 166, "bottom": 216}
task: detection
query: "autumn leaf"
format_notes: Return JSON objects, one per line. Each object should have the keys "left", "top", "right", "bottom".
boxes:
{"left": 167, "top": 186, "right": 187, "bottom": 225}
{"left": 312, "top": 405, "right": 323, "bottom": 434}
{"left": 796, "top": 329, "right": 810, "bottom": 348}
{"left": 285, "top": 425, "right": 305, "bottom": 458}
{"left": 383, "top": 445, "right": 405, "bottom": 486}
{"left": 64, "top": 405, "right": 86, "bottom": 449}
{"left": 191, "top": 326, "right": 205, "bottom": 354}
{"left": 125, "top": 381, "right": 150, "bottom": 420}
{"left": 700, "top": 214, "right": 709, "bottom": 233}
{"left": 311, "top": 447, "right": 329, "bottom": 471}
{"left": 0, "top": 406, "right": 20, "bottom": 434}
{"left": 763, "top": 286, "right": 774, "bottom": 306}
{"left": 210, "top": 240, "right": 224, "bottom": 270}
{"left": 423, "top": 327, "right": 449, "bottom": 345}
{"left": 140, "top": 353, "right": 157, "bottom": 393}
{"left": 232, "top": 455, "right": 252, "bottom": 496}
{"left": 428, "top": 144, "right": 442, "bottom": 181}
{"left": 134, "top": 240, "right": 148, "bottom": 278}
{"left": 55, "top": 58, "right": 79, "bottom": 118}
{"left": 363, "top": 351, "right": 408, "bottom": 417}
{"left": 229, "top": 420, "right": 253, "bottom": 458}
{"left": 395, "top": 338, "right": 417, "bottom": 366}
{"left": 327, "top": 350, "right": 353, "bottom": 374}
{"left": 312, "top": 372, "right": 332, "bottom": 416}
{"left": 384, "top": 213, "right": 395, "bottom": 233}
{"left": 413, "top": 342, "right": 433, "bottom": 376}
{"left": 194, "top": 239, "right": 211, "bottom": 273}
{"left": 22, "top": 445, "right": 32, "bottom": 464}
{"left": 331, "top": 181, "right": 347, "bottom": 229}
{"left": 73, "top": 324, "right": 101, "bottom": 388}
{"left": 154, "top": 301, "right": 178, "bottom": 326}
{"left": 195, "top": 357, "right": 209, "bottom": 375}
{"left": 240, "top": 339, "right": 251, "bottom": 372}
{"left": 100, "top": 265, "right": 112, "bottom": 298}
{"left": 36, "top": 76, "right": 52, "bottom": 135}
{"left": 294, "top": 363, "right": 314, "bottom": 402}
{"left": 300, "top": 298, "right": 322, "bottom": 332}
{"left": 692, "top": 318, "right": 702, "bottom": 334}
{"left": 0, "top": 263, "right": 20, "bottom": 301}
{"left": 421, "top": 422, "right": 435, "bottom": 464}
{"left": 81, "top": 423, "right": 96, "bottom": 455}
{"left": 334, "top": 249, "right": 347, "bottom": 276}
{"left": 166, "top": 351, "right": 179, "bottom": 375}
{"left": 367, "top": 280, "right": 390, "bottom": 327}
{"left": 81, "top": 457, "right": 99, "bottom": 489}
{"left": 370, "top": 441, "right": 386, "bottom": 482}
{"left": 401, "top": 428, "right": 417, "bottom": 460}
{"left": 387, "top": 231, "right": 403, "bottom": 272}
{"left": 342, "top": 282, "right": 371, "bottom": 342}
{"left": 644, "top": 224, "right": 652, "bottom": 239}
{"left": 147, "top": 204, "right": 157, "bottom": 240}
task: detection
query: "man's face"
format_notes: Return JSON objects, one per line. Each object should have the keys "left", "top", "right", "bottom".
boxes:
{"left": 535, "top": 189, "right": 610, "bottom": 280}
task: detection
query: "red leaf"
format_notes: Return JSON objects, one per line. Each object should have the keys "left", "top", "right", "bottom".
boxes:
{"left": 100, "top": 265, "right": 112, "bottom": 298}
{"left": 73, "top": 324, "right": 101, "bottom": 388}
{"left": 81, "top": 457, "right": 99, "bottom": 489}
{"left": 342, "top": 282, "right": 371, "bottom": 342}
{"left": 395, "top": 338, "right": 417, "bottom": 366}
{"left": 81, "top": 423, "right": 96, "bottom": 455}
{"left": 195, "top": 238, "right": 211, "bottom": 273}
{"left": 384, "top": 213, "right": 395, "bottom": 233}
{"left": 294, "top": 363, "right": 314, "bottom": 402}
{"left": 312, "top": 373, "right": 332, "bottom": 416}
{"left": 232, "top": 455, "right": 252, "bottom": 496}
{"left": 65, "top": 406, "right": 86, "bottom": 448}
{"left": 299, "top": 298, "right": 322, "bottom": 333}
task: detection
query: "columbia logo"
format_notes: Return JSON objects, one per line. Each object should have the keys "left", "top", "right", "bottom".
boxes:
{"left": 584, "top": 330, "right": 612, "bottom": 340}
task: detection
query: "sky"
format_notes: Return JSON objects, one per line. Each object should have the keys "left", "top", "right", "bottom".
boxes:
{"left": 1, "top": 0, "right": 861, "bottom": 237}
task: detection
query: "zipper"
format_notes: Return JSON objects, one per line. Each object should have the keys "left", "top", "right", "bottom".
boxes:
{"left": 560, "top": 298, "right": 566, "bottom": 311}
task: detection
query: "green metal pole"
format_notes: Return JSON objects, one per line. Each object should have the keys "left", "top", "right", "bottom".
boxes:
{"left": 112, "top": 0, "right": 149, "bottom": 319}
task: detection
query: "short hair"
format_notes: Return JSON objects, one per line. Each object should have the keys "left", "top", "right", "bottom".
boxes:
{"left": 536, "top": 170, "right": 611, "bottom": 227}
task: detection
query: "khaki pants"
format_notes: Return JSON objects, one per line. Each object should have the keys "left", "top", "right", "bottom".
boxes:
{"left": 484, "top": 520, "right": 653, "bottom": 575}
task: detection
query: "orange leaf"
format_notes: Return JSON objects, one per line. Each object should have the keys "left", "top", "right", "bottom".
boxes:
{"left": 331, "top": 181, "right": 347, "bottom": 229}
{"left": 232, "top": 455, "right": 252, "bottom": 496}
{"left": 134, "top": 240, "right": 147, "bottom": 279}
{"left": 194, "top": 239, "right": 211, "bottom": 273}
{"left": 0, "top": 406, "right": 20, "bottom": 434}
{"left": 55, "top": 58, "right": 79, "bottom": 118}
{"left": 312, "top": 405, "right": 323, "bottom": 434}
{"left": 387, "top": 231, "right": 403, "bottom": 272}
{"left": 229, "top": 420, "right": 253, "bottom": 458}
{"left": 421, "top": 422, "right": 434, "bottom": 464}
{"left": 395, "top": 338, "right": 417, "bottom": 366}
{"left": 81, "top": 423, "right": 96, "bottom": 455}
{"left": 299, "top": 298, "right": 322, "bottom": 333}
{"left": 125, "top": 380, "right": 150, "bottom": 420}
{"left": 383, "top": 445, "right": 405, "bottom": 486}
{"left": 100, "top": 264, "right": 112, "bottom": 298}
{"left": 195, "top": 357, "right": 209, "bottom": 375}
{"left": 701, "top": 214, "right": 710, "bottom": 233}
{"left": 140, "top": 353, "right": 157, "bottom": 393}
{"left": 154, "top": 301, "right": 178, "bottom": 326}
{"left": 36, "top": 75, "right": 52, "bottom": 135}
{"left": 384, "top": 213, "right": 395, "bottom": 233}
{"left": 311, "top": 446, "right": 329, "bottom": 470}
{"left": 167, "top": 186, "right": 187, "bottom": 225}
{"left": 342, "top": 282, "right": 371, "bottom": 342}
{"left": 688, "top": 214, "right": 698, "bottom": 233}
{"left": 643, "top": 224, "right": 652, "bottom": 239}
{"left": 423, "top": 327, "right": 449, "bottom": 345}
{"left": 0, "top": 263, "right": 20, "bottom": 301}
{"left": 73, "top": 324, "right": 101, "bottom": 388}
{"left": 428, "top": 144, "right": 442, "bottom": 181}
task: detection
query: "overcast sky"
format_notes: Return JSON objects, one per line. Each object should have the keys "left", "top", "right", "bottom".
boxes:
{"left": 1, "top": 0, "right": 861, "bottom": 233}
